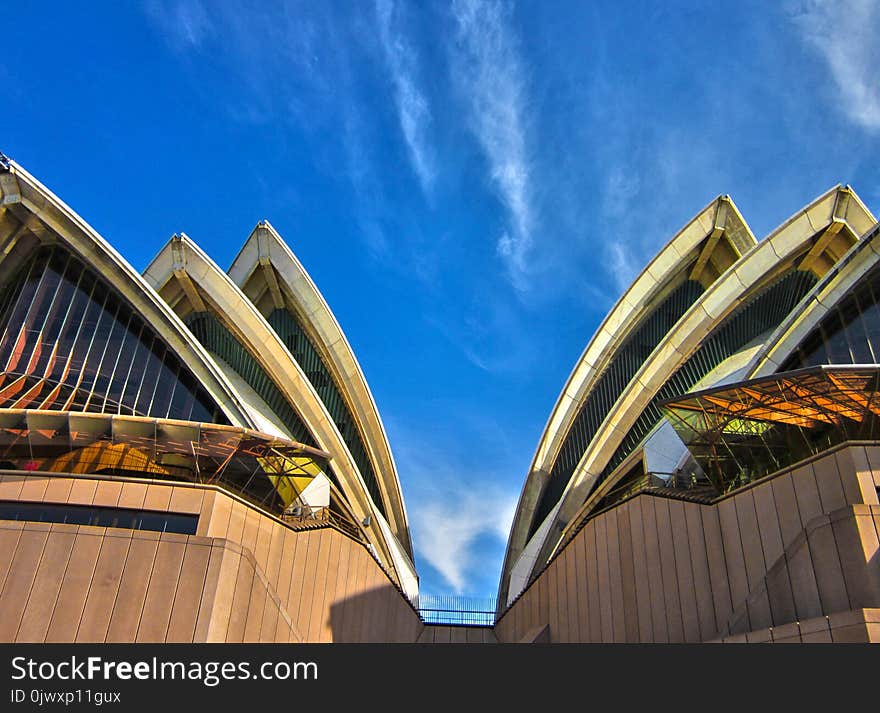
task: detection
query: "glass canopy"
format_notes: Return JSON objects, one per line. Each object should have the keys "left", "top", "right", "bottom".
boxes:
{"left": 661, "top": 365, "right": 880, "bottom": 493}
{"left": 0, "top": 409, "right": 338, "bottom": 519}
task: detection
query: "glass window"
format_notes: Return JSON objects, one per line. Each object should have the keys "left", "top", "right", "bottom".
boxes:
{"left": 48, "top": 275, "right": 91, "bottom": 383}
{"left": 822, "top": 312, "right": 851, "bottom": 363}
{"left": 0, "top": 500, "right": 197, "bottom": 534}
{"left": 0, "top": 247, "right": 228, "bottom": 424}
{"left": 118, "top": 324, "right": 151, "bottom": 414}
{"left": 103, "top": 314, "right": 142, "bottom": 413}
{"left": 861, "top": 290, "right": 880, "bottom": 362}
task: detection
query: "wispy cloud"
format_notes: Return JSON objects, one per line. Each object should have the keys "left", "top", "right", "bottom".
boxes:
{"left": 425, "top": 293, "right": 542, "bottom": 375}
{"left": 339, "top": 102, "right": 393, "bottom": 261}
{"left": 144, "top": 0, "right": 213, "bottom": 50}
{"left": 589, "top": 59, "right": 733, "bottom": 295}
{"left": 450, "top": 0, "right": 534, "bottom": 291}
{"left": 601, "top": 166, "right": 643, "bottom": 289}
{"left": 791, "top": 0, "right": 880, "bottom": 131}
{"left": 392, "top": 421, "right": 518, "bottom": 594}
{"left": 375, "top": 0, "right": 436, "bottom": 197}
{"left": 412, "top": 485, "right": 516, "bottom": 593}
{"left": 604, "top": 238, "right": 641, "bottom": 293}
{"left": 144, "top": 2, "right": 396, "bottom": 260}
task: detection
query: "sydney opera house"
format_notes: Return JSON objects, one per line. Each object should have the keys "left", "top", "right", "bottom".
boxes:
{"left": 0, "top": 152, "right": 878, "bottom": 642}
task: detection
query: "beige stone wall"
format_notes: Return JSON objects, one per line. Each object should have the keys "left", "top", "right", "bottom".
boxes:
{"left": 714, "top": 608, "right": 880, "bottom": 643}
{"left": 0, "top": 523, "right": 299, "bottom": 643}
{"left": 0, "top": 473, "right": 424, "bottom": 643}
{"left": 495, "top": 444, "right": 880, "bottom": 643}
{"left": 416, "top": 625, "right": 497, "bottom": 643}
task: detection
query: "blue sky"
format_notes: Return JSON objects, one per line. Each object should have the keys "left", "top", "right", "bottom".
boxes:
{"left": 2, "top": 1, "right": 879, "bottom": 599}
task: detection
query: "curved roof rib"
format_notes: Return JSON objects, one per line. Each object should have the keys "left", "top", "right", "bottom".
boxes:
{"left": 0, "top": 160, "right": 252, "bottom": 426}
{"left": 143, "top": 234, "right": 413, "bottom": 591}
{"left": 227, "top": 220, "right": 412, "bottom": 558}
{"left": 499, "top": 196, "right": 755, "bottom": 605}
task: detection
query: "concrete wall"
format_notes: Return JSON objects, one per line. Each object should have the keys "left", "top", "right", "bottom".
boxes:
{"left": 0, "top": 472, "right": 424, "bottom": 643}
{"left": 0, "top": 523, "right": 300, "bottom": 643}
{"left": 416, "top": 625, "right": 497, "bottom": 644}
{"left": 714, "top": 608, "right": 880, "bottom": 643}
{"left": 495, "top": 444, "right": 880, "bottom": 643}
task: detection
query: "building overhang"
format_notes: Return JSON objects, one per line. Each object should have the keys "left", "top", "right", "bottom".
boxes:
{"left": 662, "top": 365, "right": 880, "bottom": 493}
{"left": 0, "top": 407, "right": 338, "bottom": 515}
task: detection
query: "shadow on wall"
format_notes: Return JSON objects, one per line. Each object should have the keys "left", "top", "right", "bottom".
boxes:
{"left": 327, "top": 584, "right": 424, "bottom": 643}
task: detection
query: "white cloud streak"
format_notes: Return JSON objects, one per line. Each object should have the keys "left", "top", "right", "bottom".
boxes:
{"left": 412, "top": 486, "right": 517, "bottom": 593}
{"left": 792, "top": 0, "right": 880, "bottom": 130}
{"left": 375, "top": 0, "right": 436, "bottom": 196}
{"left": 393, "top": 421, "right": 518, "bottom": 594}
{"left": 601, "top": 166, "right": 642, "bottom": 290}
{"left": 145, "top": 0, "right": 213, "bottom": 50}
{"left": 143, "top": 2, "right": 401, "bottom": 262}
{"left": 451, "top": 0, "right": 534, "bottom": 290}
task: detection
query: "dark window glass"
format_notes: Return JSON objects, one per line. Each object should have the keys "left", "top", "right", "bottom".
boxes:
{"left": 841, "top": 298, "right": 871, "bottom": 363}
{"left": 860, "top": 292, "right": 880, "bottom": 362}
{"left": 0, "top": 252, "right": 46, "bottom": 368}
{"left": 79, "top": 296, "right": 119, "bottom": 395}
{"left": 169, "top": 368, "right": 198, "bottom": 421}
{"left": 822, "top": 312, "right": 851, "bottom": 363}
{"left": 0, "top": 500, "right": 198, "bottom": 534}
{"left": 150, "top": 348, "right": 178, "bottom": 419}
{"left": 30, "top": 255, "right": 73, "bottom": 377}
{"left": 185, "top": 311, "right": 316, "bottom": 445}
{"left": 791, "top": 264, "right": 880, "bottom": 370}
{"left": 266, "top": 308, "right": 381, "bottom": 511}
{"left": 104, "top": 315, "right": 144, "bottom": 413}
{"left": 0, "top": 247, "right": 228, "bottom": 424}
{"left": 48, "top": 275, "right": 91, "bottom": 383}
{"left": 62, "top": 283, "right": 105, "bottom": 387}
{"left": 119, "top": 325, "right": 151, "bottom": 413}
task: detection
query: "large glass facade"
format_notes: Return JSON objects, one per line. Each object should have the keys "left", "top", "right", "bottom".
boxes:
{"left": 781, "top": 263, "right": 880, "bottom": 371}
{"left": 663, "top": 366, "right": 880, "bottom": 492}
{"left": 0, "top": 246, "right": 226, "bottom": 423}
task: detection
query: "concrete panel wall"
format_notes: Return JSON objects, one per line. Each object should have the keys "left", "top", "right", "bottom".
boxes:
{"left": 0, "top": 473, "right": 424, "bottom": 643}
{"left": 495, "top": 444, "right": 880, "bottom": 643}
{"left": 716, "top": 608, "right": 880, "bottom": 643}
{"left": 416, "top": 625, "right": 497, "bottom": 644}
{"left": 0, "top": 522, "right": 296, "bottom": 644}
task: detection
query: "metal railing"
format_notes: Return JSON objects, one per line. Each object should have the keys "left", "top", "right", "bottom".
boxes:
{"left": 418, "top": 595, "right": 496, "bottom": 626}
{"left": 591, "top": 467, "right": 718, "bottom": 516}
{"left": 281, "top": 505, "right": 365, "bottom": 542}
